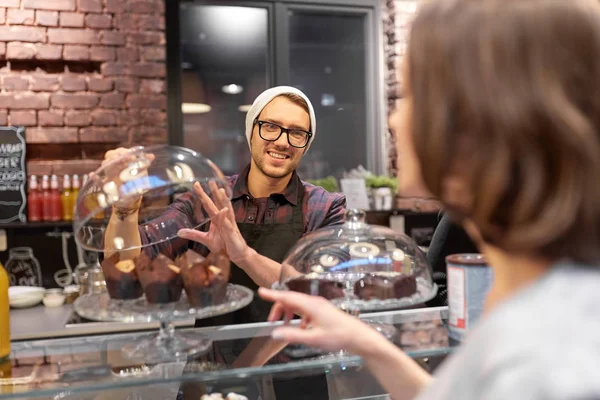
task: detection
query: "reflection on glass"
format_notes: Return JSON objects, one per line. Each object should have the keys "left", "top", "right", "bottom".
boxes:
{"left": 289, "top": 11, "right": 368, "bottom": 180}
{"left": 179, "top": 5, "right": 270, "bottom": 176}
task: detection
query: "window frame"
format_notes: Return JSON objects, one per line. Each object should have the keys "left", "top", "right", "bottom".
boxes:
{"left": 166, "top": 0, "right": 387, "bottom": 174}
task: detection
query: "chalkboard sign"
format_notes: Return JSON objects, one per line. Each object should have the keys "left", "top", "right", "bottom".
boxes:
{"left": 0, "top": 126, "right": 26, "bottom": 223}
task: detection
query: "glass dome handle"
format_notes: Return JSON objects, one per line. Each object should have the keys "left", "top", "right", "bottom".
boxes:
{"left": 345, "top": 209, "right": 367, "bottom": 223}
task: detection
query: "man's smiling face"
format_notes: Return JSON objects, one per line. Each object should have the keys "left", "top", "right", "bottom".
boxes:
{"left": 250, "top": 95, "right": 310, "bottom": 179}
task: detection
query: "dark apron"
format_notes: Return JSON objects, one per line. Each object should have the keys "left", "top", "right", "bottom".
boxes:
{"left": 196, "top": 186, "right": 305, "bottom": 327}
{"left": 191, "top": 187, "right": 329, "bottom": 400}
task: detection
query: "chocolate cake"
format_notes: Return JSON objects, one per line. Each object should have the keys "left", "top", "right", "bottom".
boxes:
{"left": 100, "top": 253, "right": 143, "bottom": 300}
{"left": 286, "top": 274, "right": 346, "bottom": 300}
{"left": 177, "top": 250, "right": 230, "bottom": 308}
{"left": 354, "top": 272, "right": 417, "bottom": 300}
{"left": 135, "top": 252, "right": 183, "bottom": 304}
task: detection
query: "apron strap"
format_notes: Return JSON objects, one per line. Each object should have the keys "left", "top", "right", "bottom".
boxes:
{"left": 291, "top": 178, "right": 305, "bottom": 230}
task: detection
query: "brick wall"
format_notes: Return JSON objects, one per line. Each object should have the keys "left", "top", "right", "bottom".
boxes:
{"left": 0, "top": 0, "right": 167, "bottom": 178}
{"left": 384, "top": 0, "right": 416, "bottom": 176}
{"left": 384, "top": 0, "right": 440, "bottom": 211}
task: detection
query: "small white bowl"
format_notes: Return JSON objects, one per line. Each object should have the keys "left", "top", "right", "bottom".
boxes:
{"left": 43, "top": 289, "right": 66, "bottom": 308}
{"left": 8, "top": 286, "right": 45, "bottom": 308}
{"left": 9, "top": 297, "right": 43, "bottom": 308}
{"left": 43, "top": 294, "right": 66, "bottom": 307}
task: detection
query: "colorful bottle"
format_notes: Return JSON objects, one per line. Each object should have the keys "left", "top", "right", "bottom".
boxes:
{"left": 41, "top": 175, "right": 51, "bottom": 222}
{"left": 0, "top": 261, "right": 10, "bottom": 361}
{"left": 49, "top": 175, "right": 63, "bottom": 222}
{"left": 0, "top": 359, "right": 11, "bottom": 385}
{"left": 27, "top": 175, "right": 42, "bottom": 222}
{"left": 61, "top": 175, "right": 73, "bottom": 221}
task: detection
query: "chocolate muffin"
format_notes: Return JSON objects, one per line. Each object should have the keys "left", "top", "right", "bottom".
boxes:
{"left": 354, "top": 272, "right": 417, "bottom": 300}
{"left": 177, "top": 250, "right": 230, "bottom": 308}
{"left": 135, "top": 252, "right": 183, "bottom": 304}
{"left": 100, "top": 253, "right": 144, "bottom": 300}
{"left": 286, "top": 274, "right": 346, "bottom": 300}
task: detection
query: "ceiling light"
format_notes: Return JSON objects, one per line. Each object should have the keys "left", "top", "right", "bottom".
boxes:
{"left": 222, "top": 84, "right": 244, "bottom": 95}
{"left": 182, "top": 103, "right": 211, "bottom": 114}
{"left": 321, "top": 94, "right": 335, "bottom": 107}
{"left": 238, "top": 104, "right": 252, "bottom": 112}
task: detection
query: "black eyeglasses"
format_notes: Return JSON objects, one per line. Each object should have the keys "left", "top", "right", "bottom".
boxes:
{"left": 255, "top": 120, "right": 312, "bottom": 148}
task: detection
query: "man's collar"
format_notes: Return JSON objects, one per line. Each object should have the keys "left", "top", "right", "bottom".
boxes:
{"left": 281, "top": 171, "right": 300, "bottom": 206}
{"left": 231, "top": 164, "right": 251, "bottom": 200}
{"left": 232, "top": 164, "right": 300, "bottom": 206}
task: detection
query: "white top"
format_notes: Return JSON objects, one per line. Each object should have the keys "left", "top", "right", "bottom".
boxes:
{"left": 72, "top": 174, "right": 80, "bottom": 189}
{"left": 50, "top": 174, "right": 59, "bottom": 190}
{"left": 29, "top": 175, "right": 38, "bottom": 190}
{"left": 63, "top": 174, "right": 71, "bottom": 190}
{"left": 417, "top": 263, "right": 600, "bottom": 400}
{"left": 41, "top": 175, "right": 49, "bottom": 190}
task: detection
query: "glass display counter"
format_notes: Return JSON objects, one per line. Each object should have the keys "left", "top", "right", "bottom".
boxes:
{"left": 1, "top": 307, "right": 452, "bottom": 400}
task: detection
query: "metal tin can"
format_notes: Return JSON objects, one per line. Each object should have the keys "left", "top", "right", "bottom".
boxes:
{"left": 446, "top": 253, "right": 493, "bottom": 342}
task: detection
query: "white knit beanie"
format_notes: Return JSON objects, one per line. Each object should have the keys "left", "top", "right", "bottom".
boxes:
{"left": 245, "top": 86, "right": 317, "bottom": 152}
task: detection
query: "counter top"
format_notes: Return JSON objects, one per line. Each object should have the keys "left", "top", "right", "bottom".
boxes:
{"left": 10, "top": 305, "right": 194, "bottom": 341}
{"left": 4, "top": 307, "right": 451, "bottom": 400}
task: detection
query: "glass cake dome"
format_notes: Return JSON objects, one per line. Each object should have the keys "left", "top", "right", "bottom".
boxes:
{"left": 73, "top": 145, "right": 231, "bottom": 254}
{"left": 73, "top": 145, "right": 234, "bottom": 304}
{"left": 71, "top": 145, "right": 254, "bottom": 363}
{"left": 277, "top": 209, "right": 437, "bottom": 311}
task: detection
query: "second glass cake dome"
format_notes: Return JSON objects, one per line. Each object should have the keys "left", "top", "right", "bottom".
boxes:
{"left": 277, "top": 209, "right": 437, "bottom": 311}
{"left": 73, "top": 145, "right": 232, "bottom": 253}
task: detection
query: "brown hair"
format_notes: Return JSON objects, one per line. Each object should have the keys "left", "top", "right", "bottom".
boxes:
{"left": 278, "top": 93, "right": 310, "bottom": 115}
{"left": 407, "top": 0, "right": 600, "bottom": 263}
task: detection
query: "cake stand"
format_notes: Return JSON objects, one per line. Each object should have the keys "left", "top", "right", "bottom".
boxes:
{"left": 275, "top": 275, "right": 438, "bottom": 361}
{"left": 274, "top": 207, "right": 440, "bottom": 362}
{"left": 74, "top": 284, "right": 253, "bottom": 363}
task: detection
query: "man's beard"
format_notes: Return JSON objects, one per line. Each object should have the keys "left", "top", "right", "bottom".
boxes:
{"left": 254, "top": 152, "right": 298, "bottom": 179}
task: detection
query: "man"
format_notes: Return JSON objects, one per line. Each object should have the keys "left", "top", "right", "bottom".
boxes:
{"left": 105, "top": 87, "right": 343, "bottom": 400}
{"left": 103, "top": 86, "right": 346, "bottom": 323}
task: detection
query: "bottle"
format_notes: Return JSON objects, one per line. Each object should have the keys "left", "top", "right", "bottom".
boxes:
{"left": 49, "top": 175, "right": 62, "bottom": 222}
{"left": 27, "top": 175, "right": 42, "bottom": 222}
{"left": 0, "top": 359, "right": 11, "bottom": 384}
{"left": 0, "top": 261, "right": 10, "bottom": 361}
{"left": 5, "top": 247, "right": 42, "bottom": 287}
{"left": 61, "top": 175, "right": 73, "bottom": 221}
{"left": 71, "top": 174, "right": 80, "bottom": 216}
{"left": 41, "top": 175, "right": 51, "bottom": 222}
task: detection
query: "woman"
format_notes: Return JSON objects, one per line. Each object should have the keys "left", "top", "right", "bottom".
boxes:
{"left": 260, "top": 0, "right": 600, "bottom": 398}
{"left": 184, "top": 0, "right": 600, "bottom": 398}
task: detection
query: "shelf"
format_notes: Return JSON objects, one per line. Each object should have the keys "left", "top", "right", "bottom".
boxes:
{"left": 6, "top": 307, "right": 451, "bottom": 400}
{"left": 0, "top": 221, "right": 73, "bottom": 229}
{"left": 0, "top": 213, "right": 435, "bottom": 230}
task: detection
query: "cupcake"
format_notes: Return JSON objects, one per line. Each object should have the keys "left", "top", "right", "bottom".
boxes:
{"left": 135, "top": 252, "right": 183, "bottom": 304}
{"left": 100, "top": 253, "right": 143, "bottom": 300}
{"left": 177, "top": 250, "right": 230, "bottom": 308}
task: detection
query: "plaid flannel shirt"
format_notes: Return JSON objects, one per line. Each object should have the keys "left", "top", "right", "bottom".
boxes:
{"left": 140, "top": 164, "right": 346, "bottom": 259}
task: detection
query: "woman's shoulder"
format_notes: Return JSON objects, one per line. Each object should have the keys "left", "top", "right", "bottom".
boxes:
{"left": 457, "top": 264, "right": 600, "bottom": 399}
{"left": 423, "top": 266, "right": 600, "bottom": 400}
{"left": 482, "top": 263, "right": 600, "bottom": 344}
